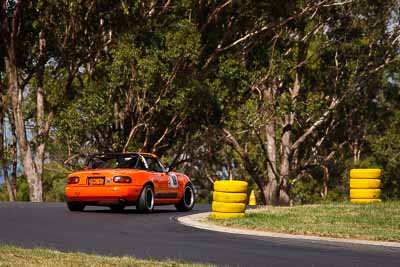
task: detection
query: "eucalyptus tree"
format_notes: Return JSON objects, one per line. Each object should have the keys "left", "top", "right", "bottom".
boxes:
{"left": 193, "top": 0, "right": 400, "bottom": 205}
{"left": 3, "top": 0, "right": 397, "bottom": 204}
{"left": 53, "top": 0, "right": 220, "bottom": 165}
{"left": 0, "top": 0, "right": 121, "bottom": 201}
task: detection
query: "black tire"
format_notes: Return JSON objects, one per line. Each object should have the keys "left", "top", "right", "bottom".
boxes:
{"left": 136, "top": 184, "right": 154, "bottom": 213}
{"left": 66, "top": 201, "right": 85, "bottom": 212}
{"left": 175, "top": 184, "right": 195, "bottom": 212}
{"left": 110, "top": 205, "right": 125, "bottom": 212}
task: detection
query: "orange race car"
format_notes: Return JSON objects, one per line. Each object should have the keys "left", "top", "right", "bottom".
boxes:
{"left": 64, "top": 152, "right": 195, "bottom": 213}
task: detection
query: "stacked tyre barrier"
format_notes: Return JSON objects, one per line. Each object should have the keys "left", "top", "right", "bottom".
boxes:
{"left": 350, "top": 169, "right": 382, "bottom": 204}
{"left": 211, "top": 180, "right": 248, "bottom": 219}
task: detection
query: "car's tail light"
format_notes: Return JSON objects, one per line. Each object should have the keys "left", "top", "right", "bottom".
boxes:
{"left": 113, "top": 176, "right": 132, "bottom": 183}
{"left": 67, "top": 176, "right": 80, "bottom": 184}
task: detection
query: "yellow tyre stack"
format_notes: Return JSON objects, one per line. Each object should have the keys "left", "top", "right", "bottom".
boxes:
{"left": 211, "top": 180, "right": 248, "bottom": 219}
{"left": 349, "top": 169, "right": 382, "bottom": 204}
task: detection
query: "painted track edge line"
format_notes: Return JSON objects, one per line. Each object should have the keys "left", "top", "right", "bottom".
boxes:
{"left": 177, "top": 212, "right": 400, "bottom": 248}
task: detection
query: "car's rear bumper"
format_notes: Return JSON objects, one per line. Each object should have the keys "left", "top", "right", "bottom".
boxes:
{"left": 65, "top": 185, "right": 142, "bottom": 202}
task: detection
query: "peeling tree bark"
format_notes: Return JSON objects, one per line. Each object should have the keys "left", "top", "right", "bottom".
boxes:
{"left": 279, "top": 113, "right": 292, "bottom": 205}
{"left": 262, "top": 83, "right": 279, "bottom": 205}
{"left": 9, "top": 68, "right": 44, "bottom": 202}
{"left": 1, "top": 3, "right": 47, "bottom": 202}
{"left": 278, "top": 72, "right": 301, "bottom": 206}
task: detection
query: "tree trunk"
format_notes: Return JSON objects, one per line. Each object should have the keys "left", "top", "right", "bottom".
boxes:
{"left": 3, "top": 171, "right": 17, "bottom": 201}
{"left": 279, "top": 113, "right": 292, "bottom": 206}
{"left": 278, "top": 72, "right": 301, "bottom": 206}
{"left": 9, "top": 111, "right": 18, "bottom": 200}
{"left": 321, "top": 165, "right": 329, "bottom": 199}
{"left": 264, "top": 179, "right": 279, "bottom": 205}
{"left": 3, "top": 33, "right": 43, "bottom": 202}
{"left": 32, "top": 30, "right": 48, "bottom": 201}
{"left": 8, "top": 75, "right": 43, "bottom": 202}
{"left": 352, "top": 140, "right": 361, "bottom": 164}
{"left": 262, "top": 83, "right": 279, "bottom": 205}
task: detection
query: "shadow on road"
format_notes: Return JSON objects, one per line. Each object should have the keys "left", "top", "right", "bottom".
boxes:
{"left": 70, "top": 203, "right": 209, "bottom": 215}
{"left": 82, "top": 208, "right": 178, "bottom": 215}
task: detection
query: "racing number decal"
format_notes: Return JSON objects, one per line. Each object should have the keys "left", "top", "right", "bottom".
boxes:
{"left": 168, "top": 173, "right": 178, "bottom": 188}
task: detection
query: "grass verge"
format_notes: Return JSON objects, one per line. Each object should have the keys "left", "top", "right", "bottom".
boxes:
{"left": 0, "top": 245, "right": 213, "bottom": 267}
{"left": 209, "top": 201, "right": 400, "bottom": 242}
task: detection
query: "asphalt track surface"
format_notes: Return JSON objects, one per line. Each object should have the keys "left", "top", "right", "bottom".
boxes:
{"left": 0, "top": 202, "right": 399, "bottom": 267}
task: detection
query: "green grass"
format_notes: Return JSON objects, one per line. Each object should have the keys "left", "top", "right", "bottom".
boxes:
{"left": 0, "top": 245, "right": 213, "bottom": 267}
{"left": 209, "top": 201, "right": 400, "bottom": 242}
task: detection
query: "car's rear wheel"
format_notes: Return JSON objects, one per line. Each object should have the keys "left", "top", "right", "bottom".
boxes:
{"left": 136, "top": 185, "right": 154, "bottom": 213}
{"left": 175, "top": 184, "right": 195, "bottom": 212}
{"left": 110, "top": 205, "right": 125, "bottom": 212}
{"left": 66, "top": 201, "right": 85, "bottom": 212}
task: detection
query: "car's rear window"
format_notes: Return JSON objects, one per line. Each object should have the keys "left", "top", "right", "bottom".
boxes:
{"left": 87, "top": 154, "right": 166, "bottom": 172}
{"left": 88, "top": 155, "right": 140, "bottom": 169}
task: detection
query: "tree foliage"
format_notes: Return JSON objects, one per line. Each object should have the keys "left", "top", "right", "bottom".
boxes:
{"left": 0, "top": 0, "right": 399, "bottom": 204}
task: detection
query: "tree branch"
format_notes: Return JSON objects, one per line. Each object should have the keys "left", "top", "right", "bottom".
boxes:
{"left": 292, "top": 97, "right": 340, "bottom": 150}
{"left": 200, "top": 0, "right": 232, "bottom": 32}
{"left": 219, "top": 0, "right": 329, "bottom": 52}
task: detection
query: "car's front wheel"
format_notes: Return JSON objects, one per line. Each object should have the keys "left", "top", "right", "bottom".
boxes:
{"left": 136, "top": 185, "right": 154, "bottom": 213}
{"left": 175, "top": 184, "right": 195, "bottom": 212}
{"left": 66, "top": 201, "right": 85, "bottom": 212}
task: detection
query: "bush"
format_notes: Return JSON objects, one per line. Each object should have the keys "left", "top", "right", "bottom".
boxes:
{"left": 42, "top": 162, "right": 70, "bottom": 202}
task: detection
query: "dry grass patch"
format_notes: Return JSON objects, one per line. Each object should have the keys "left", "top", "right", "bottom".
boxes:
{"left": 0, "top": 245, "right": 213, "bottom": 267}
